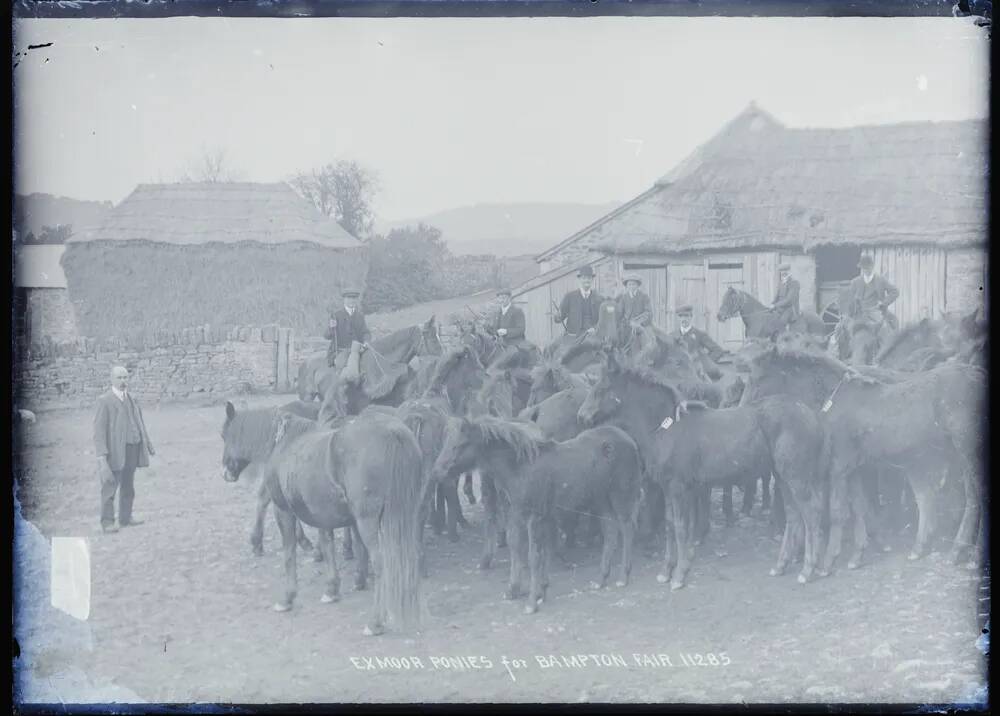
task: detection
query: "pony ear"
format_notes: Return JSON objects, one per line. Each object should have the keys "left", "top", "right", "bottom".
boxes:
{"left": 425, "top": 314, "right": 436, "bottom": 328}
{"left": 225, "top": 401, "right": 236, "bottom": 421}
{"left": 604, "top": 349, "right": 620, "bottom": 373}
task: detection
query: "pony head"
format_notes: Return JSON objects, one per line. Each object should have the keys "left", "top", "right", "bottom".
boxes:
{"left": 578, "top": 350, "right": 625, "bottom": 426}
{"left": 717, "top": 286, "right": 742, "bottom": 322}
{"left": 594, "top": 299, "right": 620, "bottom": 346}
{"left": 220, "top": 400, "right": 279, "bottom": 482}
{"left": 431, "top": 417, "right": 480, "bottom": 485}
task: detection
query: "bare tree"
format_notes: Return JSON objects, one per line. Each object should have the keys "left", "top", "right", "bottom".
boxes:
{"left": 179, "top": 147, "right": 242, "bottom": 183}
{"left": 289, "top": 160, "right": 379, "bottom": 240}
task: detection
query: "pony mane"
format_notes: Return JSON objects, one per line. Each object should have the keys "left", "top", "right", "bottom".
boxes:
{"left": 612, "top": 362, "right": 686, "bottom": 408}
{"left": 875, "top": 318, "right": 938, "bottom": 362}
{"left": 675, "top": 380, "right": 723, "bottom": 408}
{"left": 765, "top": 346, "right": 854, "bottom": 377}
{"left": 469, "top": 415, "right": 553, "bottom": 464}
{"left": 559, "top": 339, "right": 601, "bottom": 367}
{"left": 428, "top": 345, "right": 480, "bottom": 394}
{"left": 680, "top": 400, "right": 711, "bottom": 412}
{"left": 375, "top": 323, "right": 419, "bottom": 352}
{"left": 226, "top": 407, "right": 313, "bottom": 457}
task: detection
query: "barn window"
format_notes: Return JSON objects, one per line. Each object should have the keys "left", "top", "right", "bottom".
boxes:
{"left": 815, "top": 245, "right": 862, "bottom": 282}
{"left": 708, "top": 262, "right": 743, "bottom": 270}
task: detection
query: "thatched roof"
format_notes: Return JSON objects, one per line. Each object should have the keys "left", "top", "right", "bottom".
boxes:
{"left": 550, "top": 103, "right": 988, "bottom": 257}
{"left": 70, "top": 182, "right": 362, "bottom": 248}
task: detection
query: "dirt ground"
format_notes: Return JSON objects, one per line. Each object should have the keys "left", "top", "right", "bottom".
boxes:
{"left": 13, "top": 395, "right": 989, "bottom": 705}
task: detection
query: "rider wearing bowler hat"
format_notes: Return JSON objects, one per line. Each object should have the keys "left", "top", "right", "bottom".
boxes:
{"left": 615, "top": 272, "right": 653, "bottom": 345}
{"left": 553, "top": 264, "right": 604, "bottom": 337}
{"left": 849, "top": 254, "right": 899, "bottom": 329}
{"left": 325, "top": 287, "right": 371, "bottom": 367}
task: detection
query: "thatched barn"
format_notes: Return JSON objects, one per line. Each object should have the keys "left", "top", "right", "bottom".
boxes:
{"left": 515, "top": 103, "right": 987, "bottom": 350}
{"left": 63, "top": 182, "right": 368, "bottom": 339}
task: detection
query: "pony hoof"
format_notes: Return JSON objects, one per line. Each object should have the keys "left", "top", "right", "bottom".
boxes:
{"left": 797, "top": 574, "right": 808, "bottom": 585}
{"left": 478, "top": 559, "right": 493, "bottom": 571}
{"left": 615, "top": 580, "right": 626, "bottom": 588}
{"left": 656, "top": 574, "right": 668, "bottom": 584}
{"left": 769, "top": 568, "right": 780, "bottom": 577}
{"left": 272, "top": 602, "right": 292, "bottom": 613}
{"left": 847, "top": 561, "right": 859, "bottom": 570}
{"left": 523, "top": 605, "right": 537, "bottom": 615}
{"left": 881, "top": 544, "right": 892, "bottom": 553}
{"left": 343, "top": 551, "right": 354, "bottom": 561}
{"left": 448, "top": 533, "right": 460, "bottom": 543}
{"left": 908, "top": 551, "right": 921, "bottom": 561}
{"left": 670, "top": 581, "right": 684, "bottom": 592}
{"left": 320, "top": 593, "right": 339, "bottom": 604}
{"left": 363, "top": 624, "right": 385, "bottom": 637}
{"left": 817, "top": 569, "right": 830, "bottom": 578}
{"left": 590, "top": 581, "right": 603, "bottom": 590}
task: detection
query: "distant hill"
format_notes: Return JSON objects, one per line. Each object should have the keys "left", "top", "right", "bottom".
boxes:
{"left": 378, "top": 201, "right": 621, "bottom": 257}
{"left": 13, "top": 193, "right": 113, "bottom": 243}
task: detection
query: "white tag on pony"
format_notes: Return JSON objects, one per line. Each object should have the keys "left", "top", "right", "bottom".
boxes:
{"left": 821, "top": 399, "right": 833, "bottom": 413}
{"left": 659, "top": 416, "right": 674, "bottom": 431}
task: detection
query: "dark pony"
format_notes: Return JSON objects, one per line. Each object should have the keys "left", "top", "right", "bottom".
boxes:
{"left": 470, "top": 368, "right": 533, "bottom": 419}
{"left": 422, "top": 345, "right": 487, "bottom": 415}
{"left": 746, "top": 345, "right": 986, "bottom": 571}
{"left": 716, "top": 286, "right": 827, "bottom": 341}
{"left": 578, "top": 351, "right": 827, "bottom": 588}
{"left": 431, "top": 416, "right": 643, "bottom": 613}
{"left": 220, "top": 403, "right": 424, "bottom": 635}
{"left": 298, "top": 316, "right": 442, "bottom": 401}
{"left": 527, "top": 360, "right": 591, "bottom": 406}
{"left": 875, "top": 317, "right": 955, "bottom": 372}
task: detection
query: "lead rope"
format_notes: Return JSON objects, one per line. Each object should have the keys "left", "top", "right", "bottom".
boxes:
{"left": 822, "top": 372, "right": 851, "bottom": 413}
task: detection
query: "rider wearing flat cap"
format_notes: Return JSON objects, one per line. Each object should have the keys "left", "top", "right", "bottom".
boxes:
{"left": 615, "top": 272, "right": 652, "bottom": 345}
{"left": 671, "top": 304, "right": 726, "bottom": 363}
{"left": 554, "top": 264, "right": 604, "bottom": 337}
{"left": 850, "top": 254, "right": 899, "bottom": 329}
{"left": 770, "top": 263, "right": 801, "bottom": 331}
{"left": 493, "top": 286, "right": 527, "bottom": 346}
{"left": 325, "top": 287, "right": 371, "bottom": 367}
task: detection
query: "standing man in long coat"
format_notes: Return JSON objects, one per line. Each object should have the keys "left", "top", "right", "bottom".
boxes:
{"left": 615, "top": 272, "right": 653, "bottom": 346}
{"left": 94, "top": 365, "right": 155, "bottom": 534}
{"left": 325, "top": 287, "right": 371, "bottom": 368}
{"left": 553, "top": 265, "right": 603, "bottom": 338}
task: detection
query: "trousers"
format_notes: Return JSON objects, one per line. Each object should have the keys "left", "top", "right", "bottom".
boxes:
{"left": 101, "top": 442, "right": 140, "bottom": 526}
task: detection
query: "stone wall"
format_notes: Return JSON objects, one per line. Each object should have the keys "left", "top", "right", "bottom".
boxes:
{"left": 16, "top": 325, "right": 290, "bottom": 411}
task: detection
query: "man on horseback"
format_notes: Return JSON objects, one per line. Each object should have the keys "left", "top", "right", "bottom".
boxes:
{"left": 769, "top": 263, "right": 800, "bottom": 333}
{"left": 615, "top": 273, "right": 652, "bottom": 348}
{"left": 849, "top": 254, "right": 899, "bottom": 331}
{"left": 553, "top": 265, "right": 603, "bottom": 339}
{"left": 671, "top": 304, "right": 726, "bottom": 379}
{"left": 492, "top": 286, "right": 533, "bottom": 364}
{"left": 325, "top": 288, "right": 371, "bottom": 368}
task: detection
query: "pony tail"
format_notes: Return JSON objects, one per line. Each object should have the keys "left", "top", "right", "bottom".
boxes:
{"left": 377, "top": 424, "right": 425, "bottom": 631}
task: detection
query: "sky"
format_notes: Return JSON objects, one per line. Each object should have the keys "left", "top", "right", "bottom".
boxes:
{"left": 12, "top": 16, "right": 989, "bottom": 222}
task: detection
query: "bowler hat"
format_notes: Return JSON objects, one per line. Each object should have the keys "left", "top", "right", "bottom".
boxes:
{"left": 622, "top": 272, "right": 643, "bottom": 286}
{"left": 858, "top": 255, "right": 875, "bottom": 269}
{"left": 342, "top": 287, "right": 361, "bottom": 298}
{"left": 577, "top": 265, "right": 595, "bottom": 278}
{"left": 777, "top": 263, "right": 791, "bottom": 272}
{"left": 676, "top": 304, "right": 694, "bottom": 316}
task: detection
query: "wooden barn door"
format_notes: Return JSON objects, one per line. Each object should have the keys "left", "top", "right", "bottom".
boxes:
{"left": 871, "top": 247, "right": 945, "bottom": 326}
{"left": 623, "top": 263, "right": 668, "bottom": 329}
{"left": 667, "top": 262, "right": 706, "bottom": 332}
{"left": 706, "top": 260, "right": 746, "bottom": 349}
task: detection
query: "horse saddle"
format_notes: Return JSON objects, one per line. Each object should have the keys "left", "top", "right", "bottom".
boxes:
{"left": 334, "top": 340, "right": 409, "bottom": 401}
